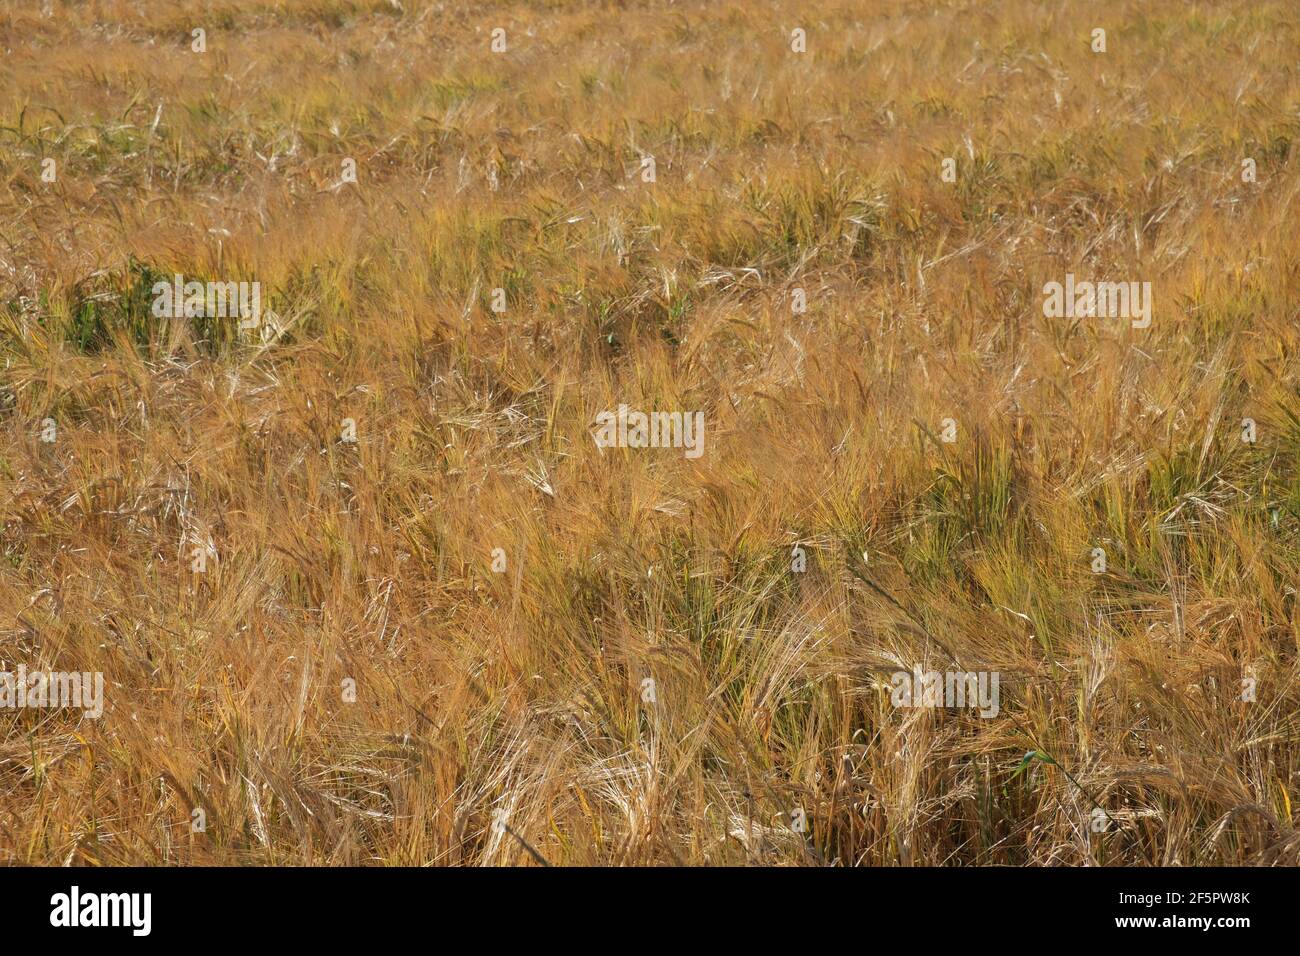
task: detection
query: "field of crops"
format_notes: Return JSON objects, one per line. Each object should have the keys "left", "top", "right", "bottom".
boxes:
{"left": 1, "top": 0, "right": 1299, "bottom": 865}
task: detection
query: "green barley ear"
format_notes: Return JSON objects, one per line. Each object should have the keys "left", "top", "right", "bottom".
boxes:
{"left": 1010, "top": 750, "right": 1057, "bottom": 780}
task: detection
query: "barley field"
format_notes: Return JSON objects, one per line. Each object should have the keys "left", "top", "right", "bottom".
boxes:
{"left": 2, "top": 0, "right": 1299, "bottom": 866}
